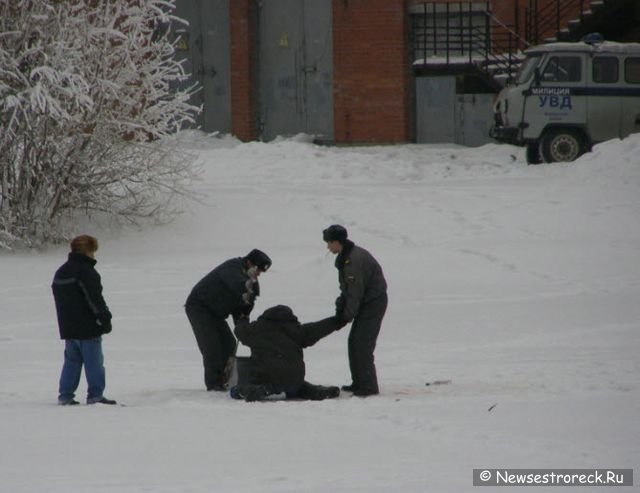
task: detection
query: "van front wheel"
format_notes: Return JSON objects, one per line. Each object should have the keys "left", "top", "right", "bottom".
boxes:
{"left": 526, "top": 142, "right": 542, "bottom": 165}
{"left": 540, "top": 129, "right": 586, "bottom": 163}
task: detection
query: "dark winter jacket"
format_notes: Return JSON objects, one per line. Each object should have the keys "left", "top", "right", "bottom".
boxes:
{"left": 234, "top": 305, "right": 341, "bottom": 389}
{"left": 52, "top": 253, "right": 112, "bottom": 340}
{"left": 186, "top": 258, "right": 259, "bottom": 320}
{"left": 335, "top": 240, "right": 387, "bottom": 323}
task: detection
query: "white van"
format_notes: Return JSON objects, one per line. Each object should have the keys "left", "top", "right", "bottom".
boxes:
{"left": 490, "top": 36, "right": 640, "bottom": 164}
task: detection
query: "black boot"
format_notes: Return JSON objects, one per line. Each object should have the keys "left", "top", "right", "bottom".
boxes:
{"left": 58, "top": 399, "right": 80, "bottom": 406}
{"left": 88, "top": 397, "right": 117, "bottom": 405}
{"left": 323, "top": 386, "right": 341, "bottom": 399}
{"left": 306, "top": 385, "right": 340, "bottom": 400}
{"left": 207, "top": 383, "right": 228, "bottom": 392}
{"left": 353, "top": 388, "right": 378, "bottom": 397}
{"left": 245, "top": 385, "right": 270, "bottom": 402}
{"left": 230, "top": 384, "right": 270, "bottom": 402}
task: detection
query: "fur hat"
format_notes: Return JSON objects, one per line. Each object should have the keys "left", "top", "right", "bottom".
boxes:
{"left": 245, "top": 249, "right": 272, "bottom": 272}
{"left": 322, "top": 224, "right": 348, "bottom": 243}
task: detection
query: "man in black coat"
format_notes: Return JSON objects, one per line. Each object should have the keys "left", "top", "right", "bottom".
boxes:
{"left": 323, "top": 225, "right": 388, "bottom": 397}
{"left": 52, "top": 235, "right": 116, "bottom": 405}
{"left": 185, "top": 249, "right": 271, "bottom": 391}
{"left": 231, "top": 305, "right": 342, "bottom": 401}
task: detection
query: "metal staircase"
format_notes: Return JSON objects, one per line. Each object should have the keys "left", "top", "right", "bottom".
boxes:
{"left": 525, "top": 0, "right": 639, "bottom": 44}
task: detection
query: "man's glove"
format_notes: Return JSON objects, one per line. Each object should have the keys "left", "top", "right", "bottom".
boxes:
{"left": 332, "top": 316, "right": 349, "bottom": 331}
{"left": 98, "top": 316, "right": 112, "bottom": 334}
{"left": 334, "top": 295, "right": 346, "bottom": 317}
{"left": 233, "top": 303, "right": 253, "bottom": 325}
{"left": 232, "top": 311, "right": 250, "bottom": 325}
{"left": 241, "top": 302, "right": 254, "bottom": 316}
{"left": 334, "top": 296, "right": 354, "bottom": 324}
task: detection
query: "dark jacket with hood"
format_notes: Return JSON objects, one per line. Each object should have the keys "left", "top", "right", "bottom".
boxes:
{"left": 335, "top": 240, "right": 387, "bottom": 323}
{"left": 234, "top": 305, "right": 341, "bottom": 389}
{"left": 186, "top": 257, "right": 258, "bottom": 320}
{"left": 52, "top": 253, "right": 112, "bottom": 340}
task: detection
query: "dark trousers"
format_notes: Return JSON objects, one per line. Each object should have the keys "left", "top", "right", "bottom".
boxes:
{"left": 286, "top": 381, "right": 338, "bottom": 400}
{"left": 185, "top": 304, "right": 236, "bottom": 390}
{"left": 348, "top": 293, "right": 388, "bottom": 393}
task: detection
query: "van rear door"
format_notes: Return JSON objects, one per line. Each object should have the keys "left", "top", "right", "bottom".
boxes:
{"left": 588, "top": 55, "right": 623, "bottom": 142}
{"left": 621, "top": 56, "right": 640, "bottom": 138}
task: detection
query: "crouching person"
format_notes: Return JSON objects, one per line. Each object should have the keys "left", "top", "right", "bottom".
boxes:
{"left": 231, "top": 305, "right": 344, "bottom": 402}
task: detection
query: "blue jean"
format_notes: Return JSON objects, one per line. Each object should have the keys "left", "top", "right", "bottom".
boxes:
{"left": 58, "top": 338, "right": 106, "bottom": 403}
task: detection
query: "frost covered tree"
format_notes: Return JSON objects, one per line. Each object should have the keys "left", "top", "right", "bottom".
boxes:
{"left": 0, "top": 0, "right": 200, "bottom": 248}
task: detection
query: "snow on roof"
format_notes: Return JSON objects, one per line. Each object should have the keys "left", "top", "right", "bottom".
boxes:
{"left": 525, "top": 41, "right": 640, "bottom": 56}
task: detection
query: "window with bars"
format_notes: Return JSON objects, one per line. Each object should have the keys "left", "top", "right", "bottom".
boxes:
{"left": 411, "top": 2, "right": 489, "bottom": 64}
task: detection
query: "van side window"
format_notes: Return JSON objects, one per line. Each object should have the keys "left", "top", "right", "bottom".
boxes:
{"left": 593, "top": 57, "right": 619, "bottom": 83}
{"left": 542, "top": 56, "right": 581, "bottom": 82}
{"left": 625, "top": 57, "right": 640, "bottom": 84}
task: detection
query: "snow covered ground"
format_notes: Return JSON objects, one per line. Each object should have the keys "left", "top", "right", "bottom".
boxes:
{"left": 1, "top": 133, "right": 639, "bottom": 492}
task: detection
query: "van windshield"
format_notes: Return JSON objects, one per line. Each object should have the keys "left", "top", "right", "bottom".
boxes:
{"left": 515, "top": 55, "right": 541, "bottom": 85}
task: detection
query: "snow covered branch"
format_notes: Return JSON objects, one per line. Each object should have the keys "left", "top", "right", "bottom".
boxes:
{"left": 0, "top": 0, "right": 201, "bottom": 248}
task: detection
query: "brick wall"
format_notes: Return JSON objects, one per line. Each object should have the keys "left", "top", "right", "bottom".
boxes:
{"left": 491, "top": 0, "right": 595, "bottom": 44}
{"left": 230, "top": 0, "right": 256, "bottom": 142}
{"left": 333, "top": 0, "right": 411, "bottom": 143}
{"left": 489, "top": 0, "right": 530, "bottom": 51}
{"left": 488, "top": 0, "right": 528, "bottom": 25}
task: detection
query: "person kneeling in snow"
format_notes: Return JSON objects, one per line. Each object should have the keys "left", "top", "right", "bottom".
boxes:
{"left": 231, "top": 305, "right": 345, "bottom": 402}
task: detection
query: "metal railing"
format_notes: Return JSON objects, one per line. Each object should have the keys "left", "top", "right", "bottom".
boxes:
{"left": 412, "top": 1, "right": 529, "bottom": 84}
{"left": 412, "top": 0, "right": 600, "bottom": 85}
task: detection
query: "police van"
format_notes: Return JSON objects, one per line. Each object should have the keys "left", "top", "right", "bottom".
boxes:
{"left": 490, "top": 35, "right": 640, "bottom": 164}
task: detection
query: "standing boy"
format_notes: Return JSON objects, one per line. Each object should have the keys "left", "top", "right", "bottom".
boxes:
{"left": 52, "top": 235, "right": 116, "bottom": 405}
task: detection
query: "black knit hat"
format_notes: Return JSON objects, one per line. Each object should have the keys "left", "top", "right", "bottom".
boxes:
{"left": 245, "top": 249, "right": 272, "bottom": 272}
{"left": 322, "top": 224, "right": 348, "bottom": 243}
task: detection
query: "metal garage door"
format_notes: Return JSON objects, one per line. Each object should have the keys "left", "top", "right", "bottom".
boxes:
{"left": 173, "top": 0, "right": 231, "bottom": 133}
{"left": 257, "top": 0, "right": 333, "bottom": 141}
{"left": 416, "top": 76, "right": 493, "bottom": 146}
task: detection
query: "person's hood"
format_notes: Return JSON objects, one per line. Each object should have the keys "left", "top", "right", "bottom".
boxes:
{"left": 258, "top": 305, "right": 299, "bottom": 324}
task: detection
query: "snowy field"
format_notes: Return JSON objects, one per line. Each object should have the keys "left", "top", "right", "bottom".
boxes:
{"left": 1, "top": 132, "right": 639, "bottom": 492}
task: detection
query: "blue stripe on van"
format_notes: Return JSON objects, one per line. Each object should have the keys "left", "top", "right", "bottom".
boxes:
{"left": 525, "top": 87, "right": 640, "bottom": 97}
{"left": 572, "top": 87, "right": 640, "bottom": 97}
